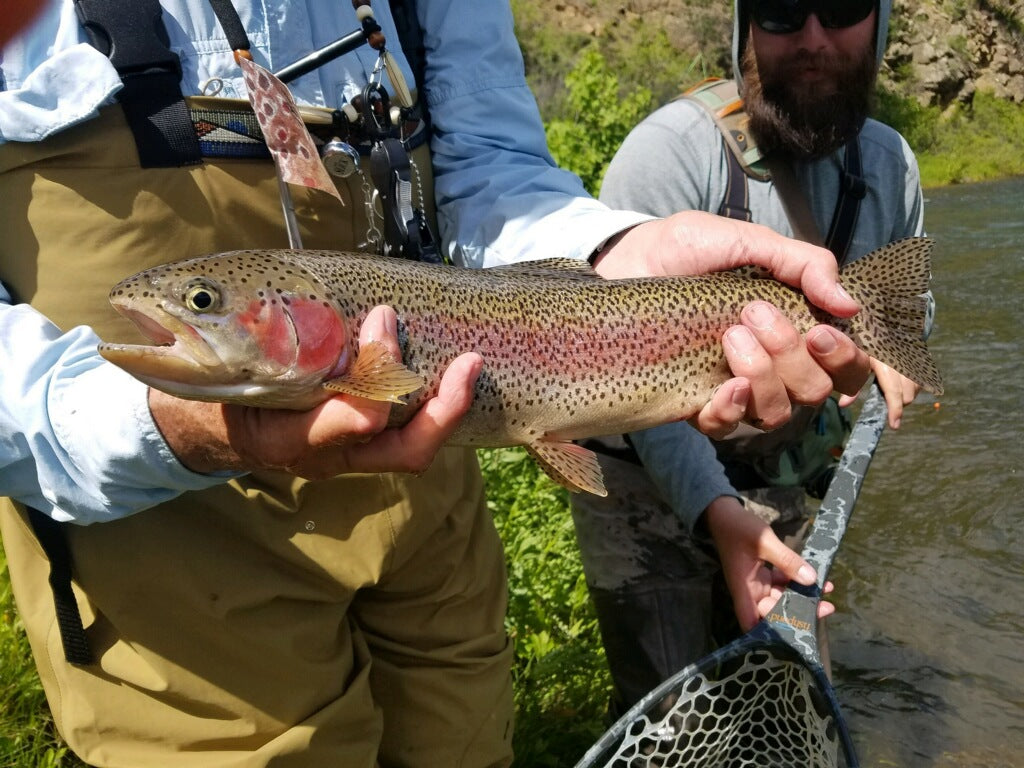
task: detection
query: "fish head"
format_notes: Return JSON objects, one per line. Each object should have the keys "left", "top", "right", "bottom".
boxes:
{"left": 98, "top": 251, "right": 350, "bottom": 409}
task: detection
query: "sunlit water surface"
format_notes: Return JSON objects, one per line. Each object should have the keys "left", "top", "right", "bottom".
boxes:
{"left": 831, "top": 177, "right": 1024, "bottom": 767}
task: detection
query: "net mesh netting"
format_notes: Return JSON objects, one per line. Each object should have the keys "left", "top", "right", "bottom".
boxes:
{"left": 597, "top": 649, "right": 841, "bottom": 768}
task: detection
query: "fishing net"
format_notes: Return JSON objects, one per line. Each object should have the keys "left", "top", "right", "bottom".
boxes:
{"left": 579, "top": 386, "right": 888, "bottom": 768}
{"left": 592, "top": 646, "right": 841, "bottom": 768}
{"left": 575, "top": 615, "right": 856, "bottom": 768}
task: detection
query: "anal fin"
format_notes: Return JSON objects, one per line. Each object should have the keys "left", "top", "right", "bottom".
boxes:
{"left": 322, "top": 340, "right": 424, "bottom": 403}
{"left": 525, "top": 439, "right": 607, "bottom": 497}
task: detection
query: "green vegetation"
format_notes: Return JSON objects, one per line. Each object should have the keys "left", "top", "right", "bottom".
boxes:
{"left": 877, "top": 89, "right": 1024, "bottom": 185}
{"left": 545, "top": 48, "right": 655, "bottom": 194}
{"left": 1, "top": 545, "right": 82, "bottom": 768}
{"left": 481, "top": 448, "right": 609, "bottom": 766}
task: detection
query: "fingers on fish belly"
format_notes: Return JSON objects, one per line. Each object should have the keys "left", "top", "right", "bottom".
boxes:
{"left": 525, "top": 440, "right": 607, "bottom": 497}
{"left": 322, "top": 340, "right": 424, "bottom": 404}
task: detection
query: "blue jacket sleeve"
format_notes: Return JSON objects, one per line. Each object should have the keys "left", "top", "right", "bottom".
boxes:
{"left": 418, "top": 0, "right": 651, "bottom": 268}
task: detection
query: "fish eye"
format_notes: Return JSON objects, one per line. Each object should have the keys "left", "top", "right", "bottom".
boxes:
{"left": 184, "top": 281, "right": 221, "bottom": 313}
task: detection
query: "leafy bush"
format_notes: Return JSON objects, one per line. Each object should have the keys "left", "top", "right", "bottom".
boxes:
{"left": 480, "top": 447, "right": 611, "bottom": 766}
{"left": 875, "top": 87, "right": 942, "bottom": 151}
{"left": 544, "top": 47, "right": 655, "bottom": 195}
{"left": 878, "top": 89, "right": 1024, "bottom": 186}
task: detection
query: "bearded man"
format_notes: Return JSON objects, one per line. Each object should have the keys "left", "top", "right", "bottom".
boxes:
{"left": 571, "top": 0, "right": 930, "bottom": 716}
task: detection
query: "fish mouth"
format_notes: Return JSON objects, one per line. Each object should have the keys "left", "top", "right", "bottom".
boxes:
{"left": 98, "top": 304, "right": 226, "bottom": 382}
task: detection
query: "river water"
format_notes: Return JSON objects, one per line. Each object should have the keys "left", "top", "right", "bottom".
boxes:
{"left": 831, "top": 176, "right": 1024, "bottom": 766}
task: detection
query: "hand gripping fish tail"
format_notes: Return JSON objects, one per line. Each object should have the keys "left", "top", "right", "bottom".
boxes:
{"left": 97, "top": 239, "right": 942, "bottom": 496}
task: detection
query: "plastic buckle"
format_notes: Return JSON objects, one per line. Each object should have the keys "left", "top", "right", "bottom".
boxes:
{"left": 841, "top": 172, "right": 868, "bottom": 200}
{"left": 74, "top": 0, "right": 182, "bottom": 80}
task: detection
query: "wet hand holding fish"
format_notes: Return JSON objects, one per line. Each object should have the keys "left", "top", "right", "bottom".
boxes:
{"left": 98, "top": 238, "right": 942, "bottom": 496}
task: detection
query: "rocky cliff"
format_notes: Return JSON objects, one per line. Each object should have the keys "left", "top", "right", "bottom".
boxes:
{"left": 885, "top": 0, "right": 1024, "bottom": 106}
{"left": 518, "top": 0, "right": 1024, "bottom": 112}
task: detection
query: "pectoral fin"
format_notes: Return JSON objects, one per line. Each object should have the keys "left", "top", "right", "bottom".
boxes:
{"left": 322, "top": 340, "right": 424, "bottom": 403}
{"left": 525, "top": 439, "right": 608, "bottom": 497}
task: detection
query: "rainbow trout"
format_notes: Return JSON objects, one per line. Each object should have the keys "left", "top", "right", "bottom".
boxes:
{"left": 98, "top": 237, "right": 942, "bottom": 495}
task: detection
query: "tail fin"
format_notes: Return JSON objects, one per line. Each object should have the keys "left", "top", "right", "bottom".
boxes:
{"left": 840, "top": 237, "right": 944, "bottom": 395}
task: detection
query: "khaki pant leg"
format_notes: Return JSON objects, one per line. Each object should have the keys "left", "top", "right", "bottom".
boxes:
{"left": 355, "top": 448, "right": 514, "bottom": 768}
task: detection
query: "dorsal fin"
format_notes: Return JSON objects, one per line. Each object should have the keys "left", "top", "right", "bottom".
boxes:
{"left": 490, "top": 257, "right": 602, "bottom": 281}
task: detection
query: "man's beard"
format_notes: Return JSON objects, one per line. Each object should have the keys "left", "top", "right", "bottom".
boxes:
{"left": 741, "top": 42, "right": 876, "bottom": 160}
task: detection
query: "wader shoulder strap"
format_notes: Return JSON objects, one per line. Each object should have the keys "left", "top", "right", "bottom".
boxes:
{"left": 824, "top": 137, "right": 866, "bottom": 267}
{"left": 26, "top": 507, "right": 94, "bottom": 665}
{"left": 764, "top": 136, "right": 866, "bottom": 260}
{"left": 680, "top": 78, "right": 866, "bottom": 262}
{"left": 74, "top": 0, "right": 252, "bottom": 168}
{"left": 74, "top": 0, "right": 202, "bottom": 167}
{"left": 720, "top": 150, "right": 753, "bottom": 223}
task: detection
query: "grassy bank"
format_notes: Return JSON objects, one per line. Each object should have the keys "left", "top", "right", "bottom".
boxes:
{"left": 0, "top": 545, "right": 78, "bottom": 768}
{"left": 480, "top": 449, "right": 609, "bottom": 766}
{"left": 878, "top": 89, "right": 1024, "bottom": 188}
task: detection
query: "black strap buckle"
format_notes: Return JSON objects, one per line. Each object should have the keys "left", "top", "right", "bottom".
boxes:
{"left": 840, "top": 169, "right": 868, "bottom": 200}
{"left": 74, "top": 0, "right": 182, "bottom": 80}
{"left": 73, "top": 0, "right": 201, "bottom": 167}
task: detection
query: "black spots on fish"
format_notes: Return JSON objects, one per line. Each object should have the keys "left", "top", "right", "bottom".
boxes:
{"left": 841, "top": 237, "right": 933, "bottom": 297}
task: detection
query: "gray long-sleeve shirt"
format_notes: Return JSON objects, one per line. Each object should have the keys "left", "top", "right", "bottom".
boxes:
{"left": 599, "top": 96, "right": 925, "bottom": 531}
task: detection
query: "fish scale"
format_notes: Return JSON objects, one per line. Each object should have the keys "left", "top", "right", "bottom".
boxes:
{"left": 99, "top": 238, "right": 943, "bottom": 495}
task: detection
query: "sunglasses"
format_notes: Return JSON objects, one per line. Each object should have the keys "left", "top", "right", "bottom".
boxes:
{"left": 751, "top": 0, "right": 875, "bottom": 34}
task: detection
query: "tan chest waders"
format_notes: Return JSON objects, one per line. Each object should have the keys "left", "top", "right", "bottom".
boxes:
{"left": 0, "top": 2, "right": 513, "bottom": 765}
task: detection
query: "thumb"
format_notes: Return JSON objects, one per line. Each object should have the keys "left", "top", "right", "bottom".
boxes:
{"left": 762, "top": 533, "right": 818, "bottom": 587}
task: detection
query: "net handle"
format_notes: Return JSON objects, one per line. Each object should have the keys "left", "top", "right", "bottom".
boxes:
{"left": 801, "top": 382, "right": 888, "bottom": 587}
{"left": 767, "top": 382, "right": 888, "bottom": 646}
